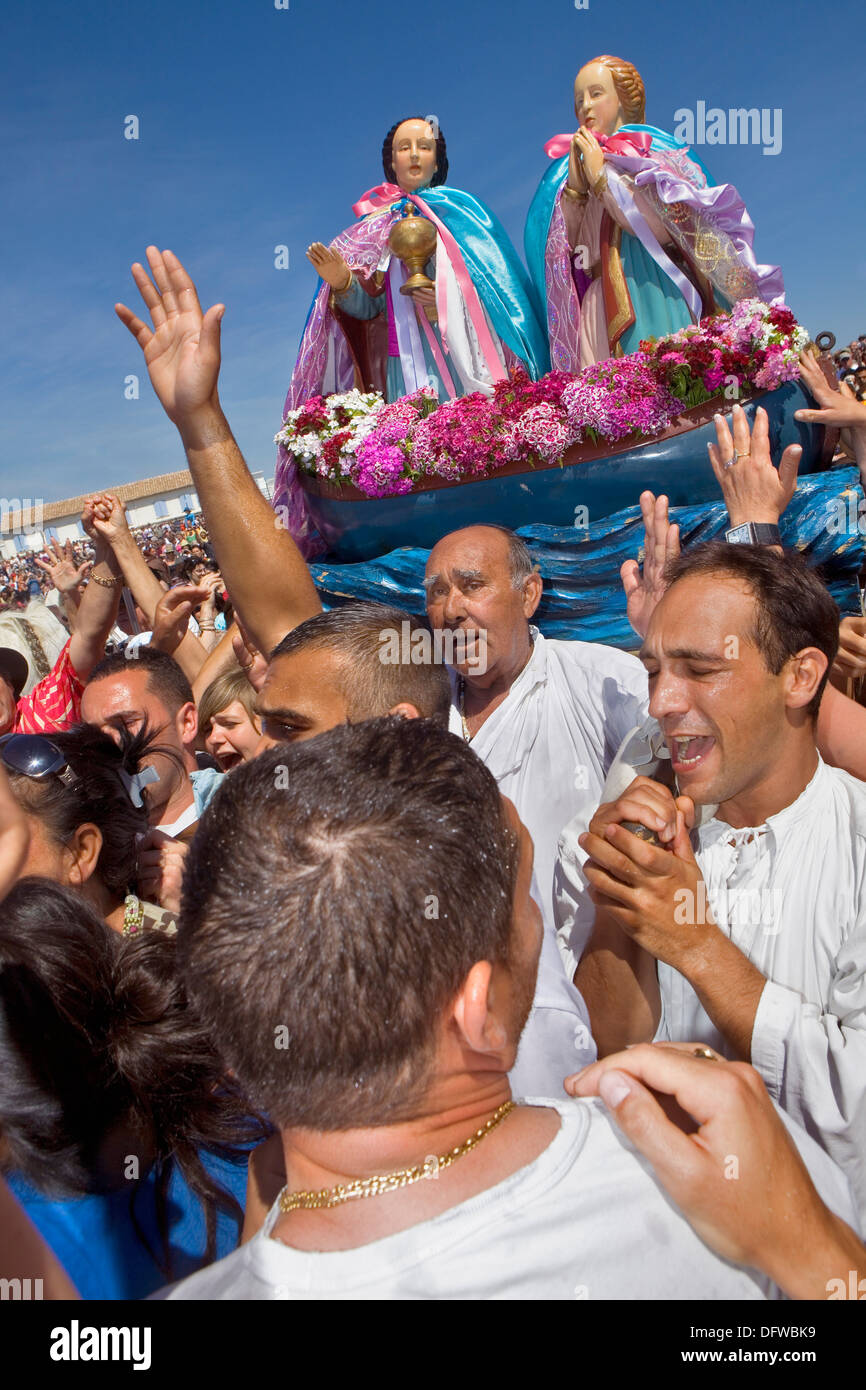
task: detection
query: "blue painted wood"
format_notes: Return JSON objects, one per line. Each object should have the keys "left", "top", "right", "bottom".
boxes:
{"left": 302, "top": 381, "right": 828, "bottom": 563}
{"left": 310, "top": 467, "right": 866, "bottom": 650}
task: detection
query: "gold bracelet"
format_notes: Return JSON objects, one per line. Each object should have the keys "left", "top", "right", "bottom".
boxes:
{"left": 562, "top": 184, "right": 588, "bottom": 203}
{"left": 590, "top": 170, "right": 608, "bottom": 198}
{"left": 90, "top": 570, "right": 122, "bottom": 588}
{"left": 334, "top": 266, "right": 354, "bottom": 295}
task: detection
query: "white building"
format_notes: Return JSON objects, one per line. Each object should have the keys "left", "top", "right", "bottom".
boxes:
{"left": 0, "top": 469, "right": 273, "bottom": 559}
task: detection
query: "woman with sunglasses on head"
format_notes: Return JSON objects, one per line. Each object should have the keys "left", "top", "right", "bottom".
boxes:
{"left": 0, "top": 878, "right": 269, "bottom": 1299}
{"left": 0, "top": 723, "right": 183, "bottom": 935}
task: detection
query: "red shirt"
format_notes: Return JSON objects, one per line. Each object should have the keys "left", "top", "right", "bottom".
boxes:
{"left": 15, "top": 640, "right": 85, "bottom": 734}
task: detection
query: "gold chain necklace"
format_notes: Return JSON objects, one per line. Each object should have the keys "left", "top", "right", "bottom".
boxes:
{"left": 278, "top": 1100, "right": 516, "bottom": 1213}
{"left": 458, "top": 676, "right": 472, "bottom": 742}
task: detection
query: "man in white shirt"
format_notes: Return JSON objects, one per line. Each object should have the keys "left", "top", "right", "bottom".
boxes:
{"left": 556, "top": 541, "right": 866, "bottom": 1223}
{"left": 425, "top": 524, "right": 653, "bottom": 929}
{"left": 424, "top": 523, "right": 660, "bottom": 1080}
{"left": 165, "top": 717, "right": 854, "bottom": 1300}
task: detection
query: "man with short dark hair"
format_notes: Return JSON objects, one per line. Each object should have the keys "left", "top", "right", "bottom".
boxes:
{"left": 163, "top": 719, "right": 854, "bottom": 1300}
{"left": 557, "top": 542, "right": 866, "bottom": 1221}
{"left": 81, "top": 645, "right": 222, "bottom": 835}
{"left": 254, "top": 603, "right": 451, "bottom": 748}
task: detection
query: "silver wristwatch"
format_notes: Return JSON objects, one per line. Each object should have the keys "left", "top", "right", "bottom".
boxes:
{"left": 724, "top": 522, "right": 782, "bottom": 546}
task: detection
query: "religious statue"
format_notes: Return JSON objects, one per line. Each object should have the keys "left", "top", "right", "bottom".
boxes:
{"left": 275, "top": 114, "right": 549, "bottom": 552}
{"left": 286, "top": 115, "right": 548, "bottom": 407}
{"left": 525, "top": 55, "right": 785, "bottom": 371}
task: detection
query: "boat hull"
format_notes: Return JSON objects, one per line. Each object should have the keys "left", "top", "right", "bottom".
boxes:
{"left": 299, "top": 381, "right": 832, "bottom": 562}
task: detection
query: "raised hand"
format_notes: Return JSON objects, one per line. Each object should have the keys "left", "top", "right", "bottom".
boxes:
{"left": 306, "top": 243, "right": 352, "bottom": 292}
{"left": 34, "top": 538, "right": 90, "bottom": 595}
{"left": 115, "top": 247, "right": 224, "bottom": 426}
{"left": 796, "top": 351, "right": 866, "bottom": 481}
{"left": 708, "top": 402, "right": 800, "bottom": 528}
{"left": 620, "top": 491, "right": 679, "bottom": 640}
{"left": 89, "top": 493, "right": 131, "bottom": 546}
{"left": 151, "top": 584, "right": 211, "bottom": 656}
{"left": 831, "top": 615, "right": 866, "bottom": 691}
{"left": 195, "top": 571, "right": 224, "bottom": 610}
{"left": 232, "top": 618, "right": 268, "bottom": 691}
{"left": 795, "top": 351, "right": 866, "bottom": 431}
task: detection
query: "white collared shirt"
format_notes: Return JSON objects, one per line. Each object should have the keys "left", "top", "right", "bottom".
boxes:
{"left": 449, "top": 628, "right": 649, "bottom": 927}
{"left": 558, "top": 756, "right": 866, "bottom": 1225}
{"left": 449, "top": 628, "right": 649, "bottom": 1094}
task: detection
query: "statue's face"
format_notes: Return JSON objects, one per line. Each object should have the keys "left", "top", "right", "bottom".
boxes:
{"left": 574, "top": 63, "right": 624, "bottom": 136}
{"left": 391, "top": 119, "right": 438, "bottom": 193}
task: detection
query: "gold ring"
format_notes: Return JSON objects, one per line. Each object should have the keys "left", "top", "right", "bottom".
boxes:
{"left": 693, "top": 1046, "right": 718, "bottom": 1060}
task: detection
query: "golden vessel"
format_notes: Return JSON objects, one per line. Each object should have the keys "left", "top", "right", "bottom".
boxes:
{"left": 388, "top": 205, "right": 437, "bottom": 296}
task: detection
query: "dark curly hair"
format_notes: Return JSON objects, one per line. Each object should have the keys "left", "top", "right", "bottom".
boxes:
{"left": 0, "top": 879, "right": 270, "bottom": 1277}
{"left": 5, "top": 722, "right": 182, "bottom": 901}
{"left": 382, "top": 115, "right": 448, "bottom": 188}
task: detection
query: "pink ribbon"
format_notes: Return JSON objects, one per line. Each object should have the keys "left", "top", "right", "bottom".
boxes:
{"left": 544, "top": 129, "right": 654, "bottom": 160}
{"left": 417, "top": 308, "right": 458, "bottom": 399}
{"left": 351, "top": 183, "right": 507, "bottom": 385}
{"left": 352, "top": 182, "right": 404, "bottom": 218}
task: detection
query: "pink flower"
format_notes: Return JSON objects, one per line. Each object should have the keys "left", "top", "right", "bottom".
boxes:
{"left": 514, "top": 403, "right": 573, "bottom": 461}
{"left": 352, "top": 439, "right": 412, "bottom": 497}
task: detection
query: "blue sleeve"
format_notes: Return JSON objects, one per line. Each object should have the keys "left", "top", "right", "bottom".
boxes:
{"left": 334, "top": 275, "right": 383, "bottom": 321}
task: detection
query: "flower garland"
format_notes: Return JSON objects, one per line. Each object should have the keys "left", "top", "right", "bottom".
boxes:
{"left": 275, "top": 302, "right": 810, "bottom": 499}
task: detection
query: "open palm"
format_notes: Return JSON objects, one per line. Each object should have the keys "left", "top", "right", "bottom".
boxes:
{"left": 35, "top": 538, "right": 90, "bottom": 594}
{"left": 115, "top": 247, "right": 224, "bottom": 424}
{"left": 621, "top": 491, "right": 680, "bottom": 640}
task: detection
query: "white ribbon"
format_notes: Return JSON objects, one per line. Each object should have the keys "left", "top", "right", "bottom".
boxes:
{"left": 388, "top": 259, "right": 429, "bottom": 394}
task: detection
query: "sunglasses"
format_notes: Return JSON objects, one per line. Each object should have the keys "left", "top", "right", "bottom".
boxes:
{"left": 0, "top": 734, "right": 78, "bottom": 787}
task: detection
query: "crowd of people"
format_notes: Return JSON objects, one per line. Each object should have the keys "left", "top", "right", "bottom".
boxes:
{"left": 0, "top": 514, "right": 214, "bottom": 615}
{"left": 3, "top": 246, "right": 866, "bottom": 1303}
{"left": 833, "top": 333, "right": 866, "bottom": 401}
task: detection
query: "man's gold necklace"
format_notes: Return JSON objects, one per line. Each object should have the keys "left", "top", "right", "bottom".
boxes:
{"left": 277, "top": 1100, "right": 516, "bottom": 1213}
{"left": 458, "top": 676, "right": 472, "bottom": 741}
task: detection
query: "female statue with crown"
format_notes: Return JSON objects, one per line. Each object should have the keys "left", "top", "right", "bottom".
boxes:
{"left": 525, "top": 55, "right": 786, "bottom": 372}
{"left": 276, "top": 115, "right": 549, "bottom": 550}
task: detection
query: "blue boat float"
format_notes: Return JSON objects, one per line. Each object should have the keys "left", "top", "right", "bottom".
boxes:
{"left": 300, "top": 380, "right": 837, "bottom": 563}
{"left": 310, "top": 467, "right": 866, "bottom": 650}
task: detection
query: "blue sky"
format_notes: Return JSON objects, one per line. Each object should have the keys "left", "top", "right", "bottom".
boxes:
{"left": 1, "top": 0, "right": 863, "bottom": 505}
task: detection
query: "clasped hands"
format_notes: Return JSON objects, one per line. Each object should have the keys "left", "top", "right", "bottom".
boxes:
{"left": 578, "top": 775, "right": 716, "bottom": 971}
{"left": 569, "top": 126, "right": 605, "bottom": 193}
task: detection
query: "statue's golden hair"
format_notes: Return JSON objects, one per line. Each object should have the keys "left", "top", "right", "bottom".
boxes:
{"left": 581, "top": 55, "right": 646, "bottom": 124}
